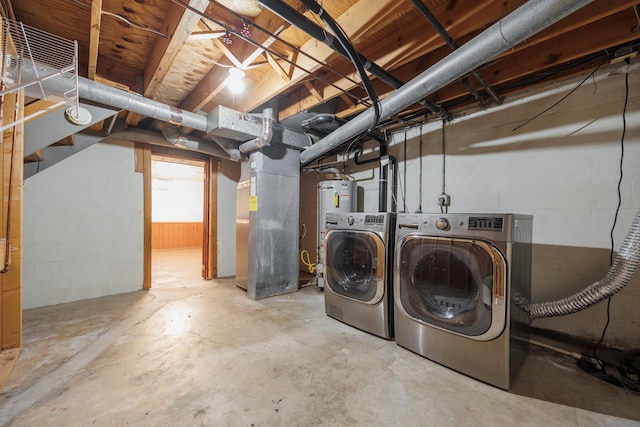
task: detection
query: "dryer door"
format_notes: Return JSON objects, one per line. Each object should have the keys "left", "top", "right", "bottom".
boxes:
{"left": 325, "top": 230, "right": 386, "bottom": 304}
{"left": 396, "top": 236, "right": 507, "bottom": 341}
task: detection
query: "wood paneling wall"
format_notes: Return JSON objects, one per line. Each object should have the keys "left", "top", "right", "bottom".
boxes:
{"left": 152, "top": 222, "right": 203, "bottom": 250}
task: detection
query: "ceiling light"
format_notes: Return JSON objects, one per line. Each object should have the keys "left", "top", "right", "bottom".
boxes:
{"left": 227, "top": 67, "right": 245, "bottom": 94}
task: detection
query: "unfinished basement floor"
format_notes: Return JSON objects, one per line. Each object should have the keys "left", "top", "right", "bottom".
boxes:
{"left": 1, "top": 248, "right": 639, "bottom": 426}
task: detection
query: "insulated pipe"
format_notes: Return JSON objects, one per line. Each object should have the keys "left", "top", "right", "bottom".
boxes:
{"left": 516, "top": 205, "right": 640, "bottom": 319}
{"left": 78, "top": 77, "right": 208, "bottom": 132}
{"left": 258, "top": 0, "right": 448, "bottom": 119}
{"left": 238, "top": 108, "right": 275, "bottom": 154}
{"left": 299, "top": 0, "right": 594, "bottom": 165}
{"left": 411, "top": 0, "right": 502, "bottom": 105}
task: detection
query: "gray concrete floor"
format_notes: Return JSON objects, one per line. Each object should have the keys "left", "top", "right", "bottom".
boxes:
{"left": 1, "top": 248, "right": 639, "bottom": 426}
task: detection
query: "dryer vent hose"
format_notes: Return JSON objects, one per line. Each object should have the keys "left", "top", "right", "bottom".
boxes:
{"left": 516, "top": 205, "right": 640, "bottom": 319}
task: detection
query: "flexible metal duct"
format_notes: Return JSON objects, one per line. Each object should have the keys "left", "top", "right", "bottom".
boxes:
{"left": 518, "top": 206, "right": 640, "bottom": 319}
{"left": 299, "top": 0, "right": 594, "bottom": 164}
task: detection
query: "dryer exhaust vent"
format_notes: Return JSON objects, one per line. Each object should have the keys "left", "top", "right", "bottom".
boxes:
{"left": 515, "top": 205, "right": 640, "bottom": 319}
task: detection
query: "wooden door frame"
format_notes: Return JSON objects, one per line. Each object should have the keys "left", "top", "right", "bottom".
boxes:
{"left": 0, "top": 91, "right": 24, "bottom": 391}
{"left": 138, "top": 146, "right": 217, "bottom": 288}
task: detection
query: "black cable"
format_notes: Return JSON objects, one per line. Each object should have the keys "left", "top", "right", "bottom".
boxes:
{"left": 591, "top": 58, "right": 629, "bottom": 366}
{"left": 300, "top": 0, "right": 381, "bottom": 134}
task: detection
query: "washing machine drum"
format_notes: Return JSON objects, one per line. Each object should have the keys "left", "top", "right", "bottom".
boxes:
{"left": 325, "top": 230, "right": 385, "bottom": 304}
{"left": 397, "top": 237, "right": 507, "bottom": 339}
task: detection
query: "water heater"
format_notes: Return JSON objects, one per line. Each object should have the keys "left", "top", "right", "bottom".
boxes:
{"left": 317, "top": 177, "right": 357, "bottom": 288}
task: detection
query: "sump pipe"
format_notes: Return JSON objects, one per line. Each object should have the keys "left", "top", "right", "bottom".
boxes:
{"left": 258, "top": 0, "right": 448, "bottom": 119}
{"left": 516, "top": 205, "right": 640, "bottom": 319}
{"left": 299, "top": 0, "right": 594, "bottom": 165}
{"left": 78, "top": 77, "right": 208, "bottom": 132}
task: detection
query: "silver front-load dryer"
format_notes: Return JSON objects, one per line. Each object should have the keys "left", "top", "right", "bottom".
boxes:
{"left": 394, "top": 213, "right": 532, "bottom": 389}
{"left": 324, "top": 212, "right": 395, "bottom": 339}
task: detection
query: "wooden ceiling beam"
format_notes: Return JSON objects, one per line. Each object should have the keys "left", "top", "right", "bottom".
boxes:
{"left": 213, "top": 39, "right": 244, "bottom": 68}
{"left": 335, "top": 9, "right": 639, "bottom": 119}
{"left": 179, "top": 1, "right": 300, "bottom": 112}
{"left": 87, "top": 0, "right": 102, "bottom": 80}
{"left": 276, "top": 0, "right": 637, "bottom": 121}
{"left": 275, "top": 0, "right": 511, "bottom": 120}
{"left": 143, "top": 0, "right": 208, "bottom": 98}
{"left": 228, "top": 0, "right": 396, "bottom": 114}
{"left": 125, "top": 0, "right": 207, "bottom": 126}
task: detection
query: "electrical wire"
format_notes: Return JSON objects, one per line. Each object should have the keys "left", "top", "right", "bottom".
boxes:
{"left": 591, "top": 57, "right": 630, "bottom": 365}
{"left": 70, "top": 0, "right": 168, "bottom": 38}
{"left": 403, "top": 129, "right": 407, "bottom": 213}
{"left": 417, "top": 123, "right": 423, "bottom": 213}
{"left": 440, "top": 119, "right": 446, "bottom": 214}
{"left": 512, "top": 57, "right": 607, "bottom": 132}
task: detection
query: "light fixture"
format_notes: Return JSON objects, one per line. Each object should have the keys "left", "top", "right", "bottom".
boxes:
{"left": 227, "top": 67, "right": 245, "bottom": 94}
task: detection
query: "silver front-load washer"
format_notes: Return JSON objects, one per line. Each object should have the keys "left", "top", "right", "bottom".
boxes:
{"left": 394, "top": 213, "right": 532, "bottom": 389}
{"left": 324, "top": 212, "right": 395, "bottom": 339}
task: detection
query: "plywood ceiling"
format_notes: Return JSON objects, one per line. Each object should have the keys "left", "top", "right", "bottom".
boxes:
{"left": 10, "top": 0, "right": 640, "bottom": 130}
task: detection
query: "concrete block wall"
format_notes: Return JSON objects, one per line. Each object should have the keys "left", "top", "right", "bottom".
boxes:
{"left": 350, "top": 64, "right": 640, "bottom": 348}
{"left": 23, "top": 141, "right": 144, "bottom": 309}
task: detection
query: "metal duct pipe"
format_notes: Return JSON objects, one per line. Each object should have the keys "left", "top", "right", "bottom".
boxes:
{"left": 108, "top": 128, "right": 235, "bottom": 160}
{"left": 517, "top": 205, "right": 640, "bottom": 319}
{"left": 160, "top": 124, "right": 235, "bottom": 159}
{"left": 78, "top": 77, "right": 208, "bottom": 132}
{"left": 300, "top": 0, "right": 594, "bottom": 164}
{"left": 411, "top": 0, "right": 502, "bottom": 105}
{"left": 258, "top": 0, "right": 448, "bottom": 119}
{"left": 239, "top": 108, "right": 275, "bottom": 153}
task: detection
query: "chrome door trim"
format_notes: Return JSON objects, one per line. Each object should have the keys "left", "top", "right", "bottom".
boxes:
{"left": 394, "top": 234, "right": 507, "bottom": 341}
{"left": 325, "top": 229, "right": 386, "bottom": 305}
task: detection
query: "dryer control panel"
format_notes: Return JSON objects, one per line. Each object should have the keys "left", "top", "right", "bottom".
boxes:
{"left": 468, "top": 216, "right": 504, "bottom": 231}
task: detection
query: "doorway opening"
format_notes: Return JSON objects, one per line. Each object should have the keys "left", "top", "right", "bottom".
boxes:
{"left": 150, "top": 154, "right": 207, "bottom": 288}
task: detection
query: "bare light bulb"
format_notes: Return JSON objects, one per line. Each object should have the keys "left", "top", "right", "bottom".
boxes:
{"left": 227, "top": 67, "right": 245, "bottom": 94}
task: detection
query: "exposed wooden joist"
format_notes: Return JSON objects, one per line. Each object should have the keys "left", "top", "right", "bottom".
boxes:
{"left": 276, "top": 0, "right": 637, "bottom": 120}
{"left": 275, "top": 0, "right": 507, "bottom": 120}
{"left": 88, "top": 0, "right": 102, "bottom": 80}
{"left": 265, "top": 51, "right": 292, "bottom": 82}
{"left": 143, "top": 0, "right": 208, "bottom": 97}
{"left": 125, "top": 0, "right": 208, "bottom": 126}
{"left": 303, "top": 81, "right": 323, "bottom": 103}
{"left": 213, "top": 38, "right": 244, "bottom": 68}
{"left": 229, "top": 0, "right": 396, "bottom": 114}
{"left": 179, "top": 3, "right": 297, "bottom": 112}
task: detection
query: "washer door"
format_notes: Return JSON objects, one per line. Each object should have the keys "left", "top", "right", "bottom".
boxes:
{"left": 396, "top": 236, "right": 507, "bottom": 341}
{"left": 325, "top": 230, "right": 385, "bottom": 304}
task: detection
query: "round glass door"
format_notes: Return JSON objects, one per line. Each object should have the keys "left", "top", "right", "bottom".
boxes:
{"left": 396, "top": 236, "right": 506, "bottom": 339}
{"left": 325, "top": 230, "right": 385, "bottom": 304}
